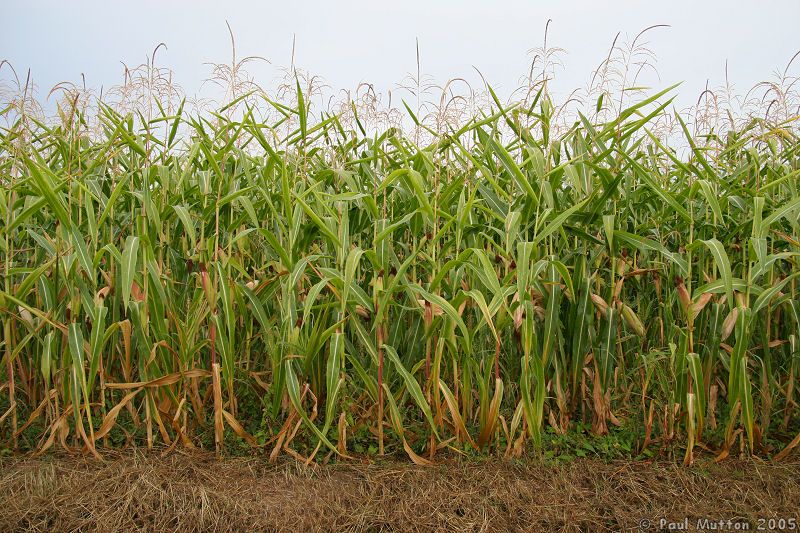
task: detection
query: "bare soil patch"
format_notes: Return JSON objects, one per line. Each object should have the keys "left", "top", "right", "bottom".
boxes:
{"left": 0, "top": 451, "right": 797, "bottom": 532}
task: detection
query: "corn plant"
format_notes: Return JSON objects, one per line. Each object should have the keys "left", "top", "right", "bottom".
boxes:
{"left": 0, "top": 78, "right": 799, "bottom": 465}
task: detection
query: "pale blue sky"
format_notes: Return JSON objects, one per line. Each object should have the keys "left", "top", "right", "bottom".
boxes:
{"left": 3, "top": 0, "right": 799, "bottom": 109}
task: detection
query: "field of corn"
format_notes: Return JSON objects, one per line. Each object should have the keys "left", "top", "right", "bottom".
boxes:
{"left": 1, "top": 36, "right": 800, "bottom": 466}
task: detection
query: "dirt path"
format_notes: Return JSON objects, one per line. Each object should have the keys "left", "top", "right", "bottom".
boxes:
{"left": 1, "top": 451, "right": 797, "bottom": 532}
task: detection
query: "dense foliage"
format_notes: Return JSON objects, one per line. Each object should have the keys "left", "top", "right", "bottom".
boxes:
{"left": 1, "top": 79, "right": 799, "bottom": 464}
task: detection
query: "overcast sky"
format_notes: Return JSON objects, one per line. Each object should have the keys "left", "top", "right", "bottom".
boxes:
{"left": 3, "top": 0, "right": 799, "bottom": 111}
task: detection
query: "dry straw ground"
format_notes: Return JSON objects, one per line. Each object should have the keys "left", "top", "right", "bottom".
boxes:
{"left": 1, "top": 452, "right": 798, "bottom": 532}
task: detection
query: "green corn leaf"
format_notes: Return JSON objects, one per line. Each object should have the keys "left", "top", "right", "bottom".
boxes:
{"left": 384, "top": 345, "right": 439, "bottom": 439}
{"left": 121, "top": 236, "right": 140, "bottom": 311}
